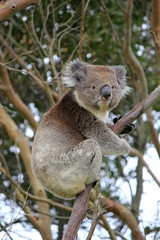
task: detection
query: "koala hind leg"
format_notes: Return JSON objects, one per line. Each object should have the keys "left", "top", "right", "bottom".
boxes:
{"left": 58, "top": 139, "right": 102, "bottom": 198}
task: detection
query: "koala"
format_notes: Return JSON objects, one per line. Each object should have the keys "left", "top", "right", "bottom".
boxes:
{"left": 31, "top": 59, "right": 131, "bottom": 199}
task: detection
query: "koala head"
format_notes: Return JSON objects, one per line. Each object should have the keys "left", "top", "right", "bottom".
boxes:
{"left": 62, "top": 59, "right": 130, "bottom": 120}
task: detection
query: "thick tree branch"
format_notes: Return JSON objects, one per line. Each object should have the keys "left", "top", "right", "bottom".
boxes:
{"left": 0, "top": 0, "right": 40, "bottom": 22}
{"left": 0, "top": 105, "right": 52, "bottom": 240}
{"left": 112, "top": 85, "right": 160, "bottom": 134}
{"left": 62, "top": 183, "right": 92, "bottom": 240}
{"left": 0, "top": 63, "right": 38, "bottom": 130}
{"left": 63, "top": 85, "right": 160, "bottom": 240}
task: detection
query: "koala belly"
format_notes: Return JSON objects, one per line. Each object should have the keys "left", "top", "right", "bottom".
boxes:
{"left": 32, "top": 139, "right": 102, "bottom": 199}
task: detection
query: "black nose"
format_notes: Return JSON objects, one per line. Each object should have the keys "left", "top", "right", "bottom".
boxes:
{"left": 100, "top": 85, "right": 111, "bottom": 100}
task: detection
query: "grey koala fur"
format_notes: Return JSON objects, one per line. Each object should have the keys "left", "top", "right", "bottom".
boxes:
{"left": 31, "top": 59, "right": 131, "bottom": 199}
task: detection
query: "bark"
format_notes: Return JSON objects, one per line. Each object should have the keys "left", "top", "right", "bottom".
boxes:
{"left": 0, "top": 0, "right": 40, "bottom": 22}
{"left": 62, "top": 184, "right": 92, "bottom": 240}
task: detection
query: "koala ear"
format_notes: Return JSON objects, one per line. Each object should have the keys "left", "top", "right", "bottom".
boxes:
{"left": 62, "top": 59, "right": 87, "bottom": 88}
{"left": 112, "top": 66, "right": 131, "bottom": 97}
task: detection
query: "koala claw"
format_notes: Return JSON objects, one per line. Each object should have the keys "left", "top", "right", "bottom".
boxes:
{"left": 113, "top": 115, "right": 122, "bottom": 124}
{"left": 113, "top": 116, "right": 135, "bottom": 135}
{"left": 92, "top": 180, "right": 98, "bottom": 188}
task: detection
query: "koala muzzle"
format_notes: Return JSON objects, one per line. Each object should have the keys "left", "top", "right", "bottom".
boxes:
{"left": 100, "top": 85, "right": 111, "bottom": 100}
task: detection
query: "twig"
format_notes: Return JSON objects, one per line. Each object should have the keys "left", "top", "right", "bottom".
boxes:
{"left": 78, "top": 0, "right": 85, "bottom": 60}
{"left": 90, "top": 191, "right": 144, "bottom": 240}
{"left": 101, "top": 215, "right": 117, "bottom": 240}
{"left": 86, "top": 194, "right": 101, "bottom": 240}
{"left": 130, "top": 148, "right": 160, "bottom": 188}
{"left": 0, "top": 35, "right": 59, "bottom": 101}
{"left": 100, "top": 0, "right": 121, "bottom": 47}
{"left": 62, "top": 85, "right": 160, "bottom": 239}
{"left": 123, "top": 0, "right": 148, "bottom": 99}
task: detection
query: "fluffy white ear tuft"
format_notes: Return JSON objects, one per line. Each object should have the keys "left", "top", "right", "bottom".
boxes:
{"left": 61, "top": 59, "right": 87, "bottom": 88}
{"left": 61, "top": 76, "right": 77, "bottom": 88}
{"left": 112, "top": 66, "right": 131, "bottom": 97}
{"left": 61, "top": 60, "right": 78, "bottom": 87}
{"left": 122, "top": 85, "right": 132, "bottom": 97}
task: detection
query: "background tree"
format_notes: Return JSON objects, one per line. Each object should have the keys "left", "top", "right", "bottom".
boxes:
{"left": 0, "top": 0, "right": 160, "bottom": 239}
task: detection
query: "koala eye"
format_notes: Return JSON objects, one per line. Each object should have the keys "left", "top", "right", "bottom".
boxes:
{"left": 92, "top": 85, "right": 96, "bottom": 89}
{"left": 112, "top": 85, "right": 116, "bottom": 89}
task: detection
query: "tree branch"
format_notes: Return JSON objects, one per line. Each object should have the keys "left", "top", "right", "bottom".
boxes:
{"left": 0, "top": 35, "right": 59, "bottom": 102}
{"left": 90, "top": 191, "right": 144, "bottom": 240}
{"left": 123, "top": 0, "right": 148, "bottom": 98}
{"left": 0, "top": 63, "right": 38, "bottom": 130}
{"left": 100, "top": 0, "right": 121, "bottom": 47}
{"left": 0, "top": 0, "right": 40, "bottom": 22}
{"left": 130, "top": 148, "right": 160, "bottom": 188}
{"left": 62, "top": 85, "right": 160, "bottom": 240}
{"left": 0, "top": 164, "right": 40, "bottom": 231}
{"left": 111, "top": 85, "right": 160, "bottom": 134}
{"left": 123, "top": 0, "right": 160, "bottom": 157}
{"left": 62, "top": 183, "right": 92, "bottom": 240}
{"left": 0, "top": 104, "right": 52, "bottom": 240}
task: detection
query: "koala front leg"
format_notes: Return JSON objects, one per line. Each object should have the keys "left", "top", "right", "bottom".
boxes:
{"left": 77, "top": 116, "right": 131, "bottom": 156}
{"left": 99, "top": 126, "right": 131, "bottom": 156}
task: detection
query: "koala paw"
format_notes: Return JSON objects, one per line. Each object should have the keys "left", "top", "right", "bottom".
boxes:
{"left": 113, "top": 115, "right": 122, "bottom": 124}
{"left": 121, "top": 123, "right": 135, "bottom": 135}
{"left": 113, "top": 115, "right": 135, "bottom": 135}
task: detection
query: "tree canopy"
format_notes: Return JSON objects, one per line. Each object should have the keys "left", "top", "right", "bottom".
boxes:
{"left": 0, "top": 0, "right": 160, "bottom": 239}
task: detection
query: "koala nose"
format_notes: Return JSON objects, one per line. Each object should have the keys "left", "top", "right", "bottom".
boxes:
{"left": 100, "top": 85, "right": 111, "bottom": 100}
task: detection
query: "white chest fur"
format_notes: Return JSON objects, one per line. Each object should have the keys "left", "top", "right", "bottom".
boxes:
{"left": 74, "top": 91, "right": 109, "bottom": 123}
